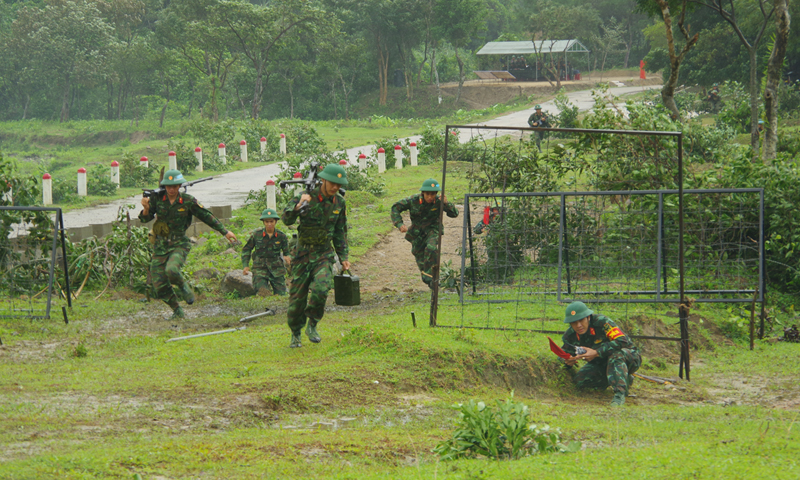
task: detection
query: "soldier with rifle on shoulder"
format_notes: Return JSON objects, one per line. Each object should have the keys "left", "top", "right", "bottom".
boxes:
{"left": 139, "top": 169, "right": 238, "bottom": 320}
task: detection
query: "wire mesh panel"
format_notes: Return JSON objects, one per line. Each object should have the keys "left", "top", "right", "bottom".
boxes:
{"left": 0, "top": 207, "right": 70, "bottom": 320}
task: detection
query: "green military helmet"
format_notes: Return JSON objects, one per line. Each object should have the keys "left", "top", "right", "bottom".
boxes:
{"left": 260, "top": 208, "right": 280, "bottom": 220}
{"left": 160, "top": 169, "right": 185, "bottom": 186}
{"left": 318, "top": 163, "right": 348, "bottom": 186}
{"left": 534, "top": 104, "right": 542, "bottom": 109}
{"left": 420, "top": 178, "right": 441, "bottom": 192}
{"left": 564, "top": 301, "right": 593, "bottom": 324}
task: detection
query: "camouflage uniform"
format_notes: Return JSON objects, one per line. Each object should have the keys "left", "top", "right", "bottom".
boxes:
{"left": 391, "top": 191, "right": 459, "bottom": 286}
{"left": 562, "top": 314, "right": 641, "bottom": 397}
{"left": 527, "top": 106, "right": 550, "bottom": 152}
{"left": 282, "top": 186, "right": 348, "bottom": 337}
{"left": 241, "top": 228, "right": 290, "bottom": 295}
{"left": 139, "top": 191, "right": 228, "bottom": 310}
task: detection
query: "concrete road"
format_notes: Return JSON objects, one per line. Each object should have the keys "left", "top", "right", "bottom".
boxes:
{"left": 55, "top": 83, "right": 661, "bottom": 230}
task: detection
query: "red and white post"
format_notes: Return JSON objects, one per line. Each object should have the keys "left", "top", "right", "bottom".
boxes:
{"left": 260, "top": 136, "right": 267, "bottom": 155}
{"left": 195, "top": 147, "right": 203, "bottom": 172}
{"left": 218, "top": 143, "right": 227, "bottom": 165}
{"left": 42, "top": 173, "right": 52, "bottom": 205}
{"left": 293, "top": 172, "right": 303, "bottom": 196}
{"left": 77, "top": 168, "right": 87, "bottom": 196}
{"left": 358, "top": 153, "right": 367, "bottom": 171}
{"left": 377, "top": 147, "right": 386, "bottom": 173}
{"left": 394, "top": 145, "right": 403, "bottom": 169}
{"left": 140, "top": 156, "right": 149, "bottom": 168}
{"left": 110, "top": 160, "right": 120, "bottom": 188}
{"left": 280, "top": 133, "right": 286, "bottom": 155}
{"left": 339, "top": 159, "right": 348, "bottom": 167}
{"left": 240, "top": 139, "right": 248, "bottom": 163}
{"left": 168, "top": 151, "right": 177, "bottom": 170}
{"left": 410, "top": 142, "right": 418, "bottom": 166}
{"left": 266, "top": 179, "right": 276, "bottom": 210}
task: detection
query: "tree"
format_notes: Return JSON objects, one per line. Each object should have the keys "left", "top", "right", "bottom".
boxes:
{"left": 433, "top": 0, "right": 488, "bottom": 104}
{"left": 691, "top": 0, "right": 776, "bottom": 155}
{"left": 762, "top": 0, "right": 790, "bottom": 161}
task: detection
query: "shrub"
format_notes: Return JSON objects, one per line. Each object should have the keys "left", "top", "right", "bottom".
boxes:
{"left": 119, "top": 153, "right": 157, "bottom": 188}
{"left": 88, "top": 169, "right": 118, "bottom": 196}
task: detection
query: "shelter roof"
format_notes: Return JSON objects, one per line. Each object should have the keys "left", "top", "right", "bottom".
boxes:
{"left": 477, "top": 40, "right": 590, "bottom": 55}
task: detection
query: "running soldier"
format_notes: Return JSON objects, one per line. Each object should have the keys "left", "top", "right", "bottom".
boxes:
{"left": 391, "top": 178, "right": 459, "bottom": 288}
{"left": 242, "top": 208, "right": 291, "bottom": 295}
{"left": 282, "top": 164, "right": 350, "bottom": 348}
{"left": 561, "top": 301, "right": 641, "bottom": 406}
{"left": 527, "top": 104, "right": 551, "bottom": 152}
{"left": 139, "top": 169, "right": 238, "bottom": 319}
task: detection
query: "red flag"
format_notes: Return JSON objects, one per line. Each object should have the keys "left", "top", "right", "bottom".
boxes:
{"left": 548, "top": 337, "right": 571, "bottom": 360}
{"left": 483, "top": 206, "right": 490, "bottom": 225}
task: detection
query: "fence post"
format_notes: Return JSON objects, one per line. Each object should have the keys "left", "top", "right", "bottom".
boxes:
{"left": 218, "top": 143, "right": 227, "bottom": 165}
{"left": 293, "top": 172, "right": 303, "bottom": 196}
{"left": 377, "top": 147, "right": 386, "bottom": 173}
{"left": 394, "top": 145, "right": 403, "bottom": 169}
{"left": 77, "top": 168, "right": 87, "bottom": 196}
{"left": 168, "top": 151, "right": 177, "bottom": 170}
{"left": 280, "top": 133, "right": 286, "bottom": 155}
{"left": 110, "top": 161, "right": 120, "bottom": 188}
{"left": 195, "top": 147, "right": 203, "bottom": 172}
{"left": 42, "top": 173, "right": 53, "bottom": 205}
{"left": 266, "top": 179, "right": 276, "bottom": 210}
{"left": 140, "top": 156, "right": 149, "bottom": 168}
{"left": 410, "top": 142, "right": 418, "bottom": 166}
{"left": 260, "top": 136, "right": 267, "bottom": 155}
{"left": 358, "top": 153, "right": 367, "bottom": 171}
{"left": 240, "top": 140, "right": 248, "bottom": 163}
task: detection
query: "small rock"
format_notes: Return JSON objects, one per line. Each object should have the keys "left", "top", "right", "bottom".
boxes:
{"left": 221, "top": 270, "right": 256, "bottom": 297}
{"left": 221, "top": 247, "right": 237, "bottom": 255}
{"left": 194, "top": 268, "right": 221, "bottom": 280}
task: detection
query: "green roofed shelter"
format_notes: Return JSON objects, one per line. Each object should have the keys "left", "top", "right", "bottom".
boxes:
{"left": 476, "top": 40, "right": 590, "bottom": 82}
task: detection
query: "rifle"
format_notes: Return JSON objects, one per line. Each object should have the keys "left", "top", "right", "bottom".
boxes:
{"left": 279, "top": 161, "right": 322, "bottom": 216}
{"left": 142, "top": 176, "right": 215, "bottom": 200}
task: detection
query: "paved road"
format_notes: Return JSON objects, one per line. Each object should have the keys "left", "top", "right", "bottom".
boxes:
{"left": 56, "top": 83, "right": 661, "bottom": 230}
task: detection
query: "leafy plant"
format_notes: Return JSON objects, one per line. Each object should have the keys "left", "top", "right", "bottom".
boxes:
{"left": 434, "top": 395, "right": 581, "bottom": 460}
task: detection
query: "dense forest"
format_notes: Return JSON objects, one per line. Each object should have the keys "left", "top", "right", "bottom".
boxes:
{"left": 0, "top": 0, "right": 797, "bottom": 123}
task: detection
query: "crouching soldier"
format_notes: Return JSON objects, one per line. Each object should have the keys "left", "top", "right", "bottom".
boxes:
{"left": 242, "top": 208, "right": 291, "bottom": 295}
{"left": 139, "top": 169, "right": 238, "bottom": 319}
{"left": 391, "top": 178, "right": 459, "bottom": 288}
{"left": 561, "top": 301, "right": 641, "bottom": 406}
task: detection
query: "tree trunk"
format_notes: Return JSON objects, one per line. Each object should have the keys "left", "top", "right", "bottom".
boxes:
{"left": 763, "top": 0, "right": 791, "bottom": 162}
{"left": 748, "top": 47, "right": 760, "bottom": 156}
{"left": 60, "top": 81, "right": 70, "bottom": 123}
{"left": 432, "top": 45, "right": 442, "bottom": 105}
{"left": 107, "top": 79, "right": 114, "bottom": 120}
{"left": 656, "top": 0, "right": 698, "bottom": 121}
{"left": 22, "top": 94, "right": 30, "bottom": 120}
{"left": 251, "top": 64, "right": 264, "bottom": 119}
{"left": 455, "top": 47, "right": 464, "bottom": 104}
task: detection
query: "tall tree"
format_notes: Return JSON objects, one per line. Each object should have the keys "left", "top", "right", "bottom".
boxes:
{"left": 433, "top": 0, "right": 488, "bottom": 104}
{"left": 691, "top": 0, "right": 776, "bottom": 154}
{"left": 762, "top": 0, "right": 790, "bottom": 161}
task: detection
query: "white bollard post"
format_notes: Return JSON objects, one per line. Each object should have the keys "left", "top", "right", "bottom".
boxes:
{"left": 140, "top": 156, "right": 149, "bottom": 168}
{"left": 195, "top": 147, "right": 203, "bottom": 172}
{"left": 293, "top": 172, "right": 303, "bottom": 196}
{"left": 110, "top": 160, "right": 120, "bottom": 188}
{"left": 280, "top": 133, "right": 287, "bottom": 155}
{"left": 410, "top": 141, "right": 418, "bottom": 166}
{"left": 358, "top": 153, "right": 367, "bottom": 171}
{"left": 266, "top": 179, "right": 276, "bottom": 210}
{"left": 218, "top": 143, "right": 227, "bottom": 165}
{"left": 240, "top": 140, "right": 248, "bottom": 163}
{"left": 394, "top": 145, "right": 403, "bottom": 169}
{"left": 77, "top": 168, "right": 87, "bottom": 197}
{"left": 339, "top": 159, "right": 348, "bottom": 169}
{"left": 42, "top": 173, "right": 53, "bottom": 205}
{"left": 168, "top": 151, "right": 177, "bottom": 170}
{"left": 260, "top": 136, "right": 267, "bottom": 155}
{"left": 377, "top": 147, "right": 386, "bottom": 173}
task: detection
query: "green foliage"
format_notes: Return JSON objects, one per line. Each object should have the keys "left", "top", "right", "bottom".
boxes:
{"left": 553, "top": 89, "right": 579, "bottom": 128}
{"left": 118, "top": 153, "right": 157, "bottom": 189}
{"left": 88, "top": 168, "right": 118, "bottom": 197}
{"left": 716, "top": 82, "right": 759, "bottom": 133}
{"left": 434, "top": 396, "right": 581, "bottom": 460}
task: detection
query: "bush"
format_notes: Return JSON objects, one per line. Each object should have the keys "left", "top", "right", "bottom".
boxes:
{"left": 119, "top": 153, "right": 157, "bottom": 188}
{"left": 434, "top": 396, "right": 581, "bottom": 460}
{"left": 88, "top": 169, "right": 118, "bottom": 196}
{"left": 554, "top": 89, "right": 579, "bottom": 128}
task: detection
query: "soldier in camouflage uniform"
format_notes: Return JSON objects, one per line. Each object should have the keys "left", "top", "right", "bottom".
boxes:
{"left": 561, "top": 301, "right": 641, "bottom": 406}
{"left": 139, "top": 169, "right": 238, "bottom": 319}
{"left": 242, "top": 208, "right": 291, "bottom": 295}
{"left": 391, "top": 178, "right": 459, "bottom": 288}
{"left": 282, "top": 164, "right": 350, "bottom": 348}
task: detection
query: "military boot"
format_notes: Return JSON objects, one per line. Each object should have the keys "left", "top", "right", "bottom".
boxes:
{"left": 170, "top": 306, "right": 186, "bottom": 320}
{"left": 289, "top": 333, "right": 302, "bottom": 348}
{"left": 610, "top": 392, "right": 626, "bottom": 406}
{"left": 179, "top": 283, "right": 195, "bottom": 305}
{"left": 305, "top": 321, "right": 321, "bottom": 343}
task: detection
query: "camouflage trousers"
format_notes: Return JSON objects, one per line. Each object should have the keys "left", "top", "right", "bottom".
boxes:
{"left": 287, "top": 254, "right": 333, "bottom": 334}
{"left": 150, "top": 245, "right": 190, "bottom": 310}
{"left": 409, "top": 230, "right": 439, "bottom": 285}
{"left": 252, "top": 269, "right": 287, "bottom": 295}
{"left": 571, "top": 348, "right": 641, "bottom": 395}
